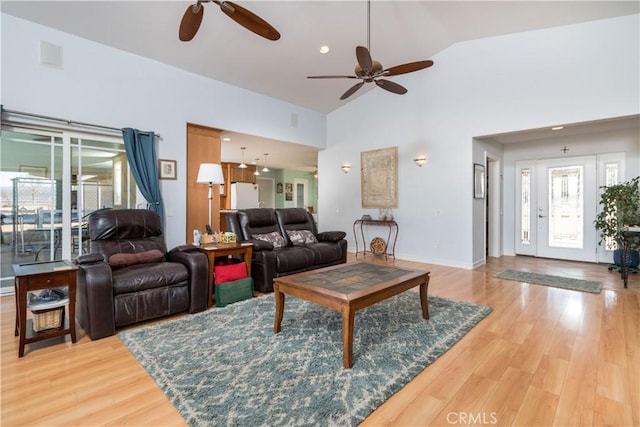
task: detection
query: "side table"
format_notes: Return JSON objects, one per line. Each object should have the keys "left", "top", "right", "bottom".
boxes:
{"left": 13, "top": 259, "right": 79, "bottom": 357}
{"left": 198, "top": 242, "right": 253, "bottom": 307}
{"left": 353, "top": 219, "right": 399, "bottom": 260}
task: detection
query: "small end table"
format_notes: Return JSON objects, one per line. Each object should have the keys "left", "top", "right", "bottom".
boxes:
{"left": 198, "top": 242, "right": 253, "bottom": 307}
{"left": 13, "top": 260, "right": 79, "bottom": 357}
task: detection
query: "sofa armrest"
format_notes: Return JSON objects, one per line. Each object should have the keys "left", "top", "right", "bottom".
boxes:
{"left": 168, "top": 244, "right": 200, "bottom": 254}
{"left": 248, "top": 238, "right": 274, "bottom": 251}
{"left": 75, "top": 253, "right": 105, "bottom": 265}
{"left": 167, "top": 249, "right": 208, "bottom": 313}
{"left": 317, "top": 231, "right": 347, "bottom": 242}
{"left": 75, "top": 260, "right": 115, "bottom": 340}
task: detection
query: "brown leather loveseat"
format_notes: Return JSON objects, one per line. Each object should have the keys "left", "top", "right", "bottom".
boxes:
{"left": 74, "top": 209, "right": 208, "bottom": 340}
{"left": 226, "top": 208, "right": 347, "bottom": 292}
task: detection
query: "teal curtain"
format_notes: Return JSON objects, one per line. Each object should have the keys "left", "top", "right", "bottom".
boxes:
{"left": 122, "top": 128, "right": 164, "bottom": 223}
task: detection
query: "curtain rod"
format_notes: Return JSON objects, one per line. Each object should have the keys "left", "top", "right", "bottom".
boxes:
{"left": 1, "top": 107, "right": 160, "bottom": 138}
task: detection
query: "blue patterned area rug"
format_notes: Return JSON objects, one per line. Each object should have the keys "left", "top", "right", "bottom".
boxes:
{"left": 495, "top": 270, "right": 602, "bottom": 294}
{"left": 119, "top": 292, "right": 492, "bottom": 426}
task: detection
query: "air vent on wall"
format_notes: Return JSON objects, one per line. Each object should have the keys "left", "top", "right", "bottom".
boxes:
{"left": 39, "top": 41, "right": 63, "bottom": 69}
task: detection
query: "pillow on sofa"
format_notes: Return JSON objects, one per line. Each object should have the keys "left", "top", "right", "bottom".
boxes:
{"left": 214, "top": 262, "right": 248, "bottom": 283}
{"left": 253, "top": 231, "right": 286, "bottom": 249}
{"left": 286, "top": 229, "right": 318, "bottom": 246}
{"left": 108, "top": 249, "right": 164, "bottom": 268}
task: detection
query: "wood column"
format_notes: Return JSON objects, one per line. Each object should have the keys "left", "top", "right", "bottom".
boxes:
{"left": 186, "top": 123, "right": 222, "bottom": 243}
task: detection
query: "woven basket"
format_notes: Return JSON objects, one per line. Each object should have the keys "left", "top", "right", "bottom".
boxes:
{"left": 31, "top": 307, "right": 63, "bottom": 332}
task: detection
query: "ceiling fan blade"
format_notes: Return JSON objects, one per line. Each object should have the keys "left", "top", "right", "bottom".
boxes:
{"left": 215, "top": 1, "right": 281, "bottom": 41}
{"left": 356, "top": 46, "right": 373, "bottom": 73}
{"left": 179, "top": 3, "right": 204, "bottom": 42}
{"left": 340, "top": 82, "right": 365, "bottom": 100}
{"left": 375, "top": 79, "right": 408, "bottom": 95}
{"left": 307, "top": 75, "right": 359, "bottom": 79}
{"left": 384, "top": 60, "right": 434, "bottom": 76}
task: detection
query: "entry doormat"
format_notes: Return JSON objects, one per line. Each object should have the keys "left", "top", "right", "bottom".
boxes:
{"left": 120, "top": 292, "right": 492, "bottom": 426}
{"left": 495, "top": 270, "right": 602, "bottom": 294}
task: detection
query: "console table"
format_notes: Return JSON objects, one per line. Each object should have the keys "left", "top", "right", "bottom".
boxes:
{"left": 353, "top": 219, "right": 398, "bottom": 260}
{"left": 198, "top": 242, "right": 253, "bottom": 307}
{"left": 13, "top": 259, "right": 78, "bottom": 357}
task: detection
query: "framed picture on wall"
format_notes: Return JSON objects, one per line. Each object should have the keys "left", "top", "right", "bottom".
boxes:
{"left": 276, "top": 182, "right": 283, "bottom": 193}
{"left": 285, "top": 182, "right": 293, "bottom": 193}
{"left": 474, "top": 163, "right": 485, "bottom": 199}
{"left": 159, "top": 159, "right": 177, "bottom": 180}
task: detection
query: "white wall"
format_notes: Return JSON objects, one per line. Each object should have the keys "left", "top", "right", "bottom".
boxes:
{"left": 320, "top": 15, "right": 639, "bottom": 269}
{"left": 1, "top": 14, "right": 326, "bottom": 248}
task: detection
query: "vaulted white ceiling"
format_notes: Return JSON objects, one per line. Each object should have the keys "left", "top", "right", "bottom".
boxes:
{"left": 3, "top": 1, "right": 638, "bottom": 169}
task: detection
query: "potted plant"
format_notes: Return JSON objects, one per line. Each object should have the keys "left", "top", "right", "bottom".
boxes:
{"left": 594, "top": 176, "right": 640, "bottom": 267}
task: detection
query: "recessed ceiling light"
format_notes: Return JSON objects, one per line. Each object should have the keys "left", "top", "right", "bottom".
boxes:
{"left": 222, "top": 137, "right": 231, "bottom": 141}
{"left": 551, "top": 126, "right": 564, "bottom": 131}
{"left": 319, "top": 45, "right": 330, "bottom": 54}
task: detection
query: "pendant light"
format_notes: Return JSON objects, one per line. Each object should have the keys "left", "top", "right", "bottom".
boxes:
{"left": 239, "top": 146, "right": 247, "bottom": 169}
{"left": 253, "top": 158, "right": 261, "bottom": 176}
{"left": 262, "top": 153, "right": 270, "bottom": 172}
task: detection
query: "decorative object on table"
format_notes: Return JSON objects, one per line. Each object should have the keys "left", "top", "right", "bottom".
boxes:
{"left": 158, "top": 159, "right": 177, "bottom": 180}
{"left": 369, "top": 237, "right": 386, "bottom": 255}
{"left": 495, "top": 270, "right": 602, "bottom": 294}
{"left": 473, "top": 163, "right": 485, "bottom": 199}
{"left": 361, "top": 146, "right": 398, "bottom": 208}
{"left": 218, "top": 232, "right": 237, "bottom": 244}
{"left": 201, "top": 234, "right": 215, "bottom": 244}
{"left": 378, "top": 208, "right": 394, "bottom": 221}
{"left": 196, "top": 163, "right": 225, "bottom": 229}
{"left": 119, "top": 292, "right": 492, "bottom": 427}
{"left": 361, "top": 214, "right": 372, "bottom": 220}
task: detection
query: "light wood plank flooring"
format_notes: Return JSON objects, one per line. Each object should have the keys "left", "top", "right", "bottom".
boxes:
{"left": 2, "top": 255, "right": 638, "bottom": 426}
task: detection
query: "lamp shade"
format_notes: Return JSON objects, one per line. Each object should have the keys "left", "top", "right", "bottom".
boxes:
{"left": 196, "top": 163, "right": 224, "bottom": 184}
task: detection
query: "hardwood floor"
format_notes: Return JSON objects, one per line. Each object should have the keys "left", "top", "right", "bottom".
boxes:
{"left": 2, "top": 255, "right": 638, "bottom": 426}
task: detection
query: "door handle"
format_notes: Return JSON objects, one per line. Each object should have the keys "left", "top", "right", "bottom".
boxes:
{"left": 538, "top": 214, "right": 547, "bottom": 218}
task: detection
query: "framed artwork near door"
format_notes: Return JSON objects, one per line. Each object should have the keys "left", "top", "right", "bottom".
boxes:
{"left": 474, "top": 163, "right": 485, "bottom": 199}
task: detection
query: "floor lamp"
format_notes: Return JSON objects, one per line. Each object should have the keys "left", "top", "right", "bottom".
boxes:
{"left": 196, "top": 163, "right": 224, "bottom": 230}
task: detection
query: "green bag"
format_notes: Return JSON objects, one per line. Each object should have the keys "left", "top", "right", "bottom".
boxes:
{"left": 215, "top": 277, "right": 254, "bottom": 307}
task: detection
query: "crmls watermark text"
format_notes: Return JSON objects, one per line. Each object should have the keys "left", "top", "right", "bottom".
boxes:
{"left": 447, "top": 412, "right": 498, "bottom": 425}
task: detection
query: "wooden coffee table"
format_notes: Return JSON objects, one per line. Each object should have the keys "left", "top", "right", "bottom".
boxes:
{"left": 273, "top": 262, "right": 430, "bottom": 368}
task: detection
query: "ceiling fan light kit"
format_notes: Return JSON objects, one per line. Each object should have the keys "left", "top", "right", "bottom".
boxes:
{"left": 179, "top": 0, "right": 280, "bottom": 42}
{"left": 307, "top": 0, "right": 434, "bottom": 100}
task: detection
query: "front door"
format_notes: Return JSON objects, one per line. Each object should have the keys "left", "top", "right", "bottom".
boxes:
{"left": 516, "top": 156, "right": 597, "bottom": 262}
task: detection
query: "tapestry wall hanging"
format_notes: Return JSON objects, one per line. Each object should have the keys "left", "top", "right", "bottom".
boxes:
{"left": 361, "top": 146, "right": 398, "bottom": 208}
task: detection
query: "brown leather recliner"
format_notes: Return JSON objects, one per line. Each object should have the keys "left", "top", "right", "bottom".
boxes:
{"left": 74, "top": 209, "right": 208, "bottom": 340}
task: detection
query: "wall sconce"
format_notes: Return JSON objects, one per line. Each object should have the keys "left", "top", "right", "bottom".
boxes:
{"left": 341, "top": 164, "right": 351, "bottom": 174}
{"left": 413, "top": 155, "right": 428, "bottom": 167}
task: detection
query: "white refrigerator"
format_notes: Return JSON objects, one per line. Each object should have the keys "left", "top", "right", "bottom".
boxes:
{"left": 230, "top": 182, "right": 259, "bottom": 209}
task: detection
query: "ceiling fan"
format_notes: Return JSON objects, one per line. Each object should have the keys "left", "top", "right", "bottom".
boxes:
{"left": 179, "top": 1, "right": 280, "bottom": 42}
{"left": 307, "top": 0, "right": 433, "bottom": 100}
